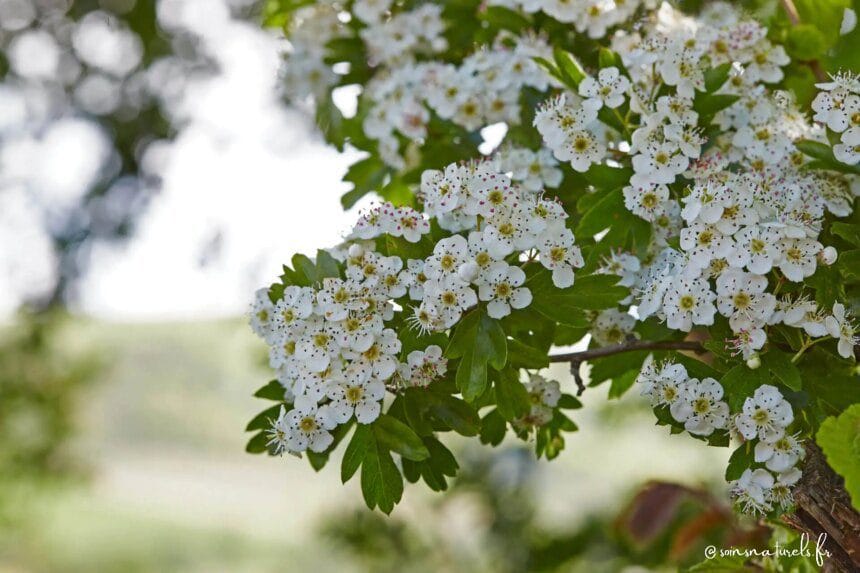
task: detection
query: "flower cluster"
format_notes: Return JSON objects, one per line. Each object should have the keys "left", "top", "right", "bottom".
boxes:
{"left": 249, "top": 157, "right": 583, "bottom": 454}
{"left": 363, "top": 35, "right": 554, "bottom": 168}
{"left": 813, "top": 72, "right": 860, "bottom": 165}
{"left": 637, "top": 360, "right": 804, "bottom": 515}
{"left": 518, "top": 374, "right": 561, "bottom": 427}
{"left": 636, "top": 359, "right": 730, "bottom": 437}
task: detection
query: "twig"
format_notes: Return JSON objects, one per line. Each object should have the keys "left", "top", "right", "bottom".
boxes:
{"left": 549, "top": 340, "right": 706, "bottom": 396}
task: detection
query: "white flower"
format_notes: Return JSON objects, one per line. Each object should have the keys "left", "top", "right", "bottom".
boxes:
{"left": 537, "top": 227, "right": 584, "bottom": 288}
{"left": 400, "top": 344, "right": 448, "bottom": 387}
{"left": 769, "top": 467, "right": 802, "bottom": 508}
{"left": 346, "top": 328, "right": 401, "bottom": 380}
{"left": 780, "top": 296, "right": 828, "bottom": 337}
{"left": 825, "top": 302, "right": 859, "bottom": 359}
{"left": 249, "top": 287, "right": 276, "bottom": 342}
{"left": 728, "top": 226, "right": 782, "bottom": 274}
{"left": 425, "top": 235, "right": 470, "bottom": 280}
{"left": 579, "top": 66, "right": 630, "bottom": 110}
{"left": 680, "top": 222, "right": 734, "bottom": 271}
{"left": 327, "top": 364, "right": 386, "bottom": 424}
{"left": 556, "top": 129, "right": 605, "bottom": 172}
{"left": 591, "top": 308, "right": 635, "bottom": 347}
{"left": 523, "top": 374, "right": 560, "bottom": 426}
{"left": 424, "top": 275, "right": 478, "bottom": 328}
{"left": 279, "top": 397, "right": 338, "bottom": 454}
{"left": 639, "top": 360, "right": 689, "bottom": 407}
{"left": 727, "top": 328, "right": 768, "bottom": 360}
{"left": 317, "top": 278, "right": 363, "bottom": 322}
{"left": 659, "top": 47, "right": 704, "bottom": 98}
{"left": 776, "top": 238, "right": 822, "bottom": 282}
{"left": 715, "top": 269, "right": 776, "bottom": 331}
{"left": 669, "top": 377, "right": 730, "bottom": 436}
{"left": 296, "top": 318, "right": 341, "bottom": 372}
{"left": 834, "top": 127, "right": 860, "bottom": 165}
{"left": 421, "top": 162, "right": 465, "bottom": 216}
{"left": 632, "top": 141, "right": 688, "bottom": 185}
{"left": 755, "top": 433, "right": 804, "bottom": 472}
{"left": 478, "top": 262, "right": 532, "bottom": 318}
{"left": 386, "top": 206, "right": 431, "bottom": 243}
{"left": 508, "top": 148, "right": 563, "bottom": 192}
{"left": 735, "top": 384, "right": 794, "bottom": 441}
{"left": 663, "top": 277, "right": 717, "bottom": 331}
{"left": 623, "top": 182, "right": 670, "bottom": 222}
{"left": 745, "top": 41, "right": 789, "bottom": 84}
{"left": 731, "top": 468, "right": 774, "bottom": 514}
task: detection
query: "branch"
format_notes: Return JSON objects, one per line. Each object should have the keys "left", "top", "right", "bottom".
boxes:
{"left": 549, "top": 340, "right": 705, "bottom": 396}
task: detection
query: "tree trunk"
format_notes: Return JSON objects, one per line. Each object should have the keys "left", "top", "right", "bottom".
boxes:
{"left": 781, "top": 443, "right": 860, "bottom": 572}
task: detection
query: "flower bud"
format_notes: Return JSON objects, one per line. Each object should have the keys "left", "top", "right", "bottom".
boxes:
{"left": 348, "top": 243, "right": 365, "bottom": 258}
{"left": 819, "top": 246, "right": 837, "bottom": 265}
{"left": 746, "top": 354, "right": 761, "bottom": 370}
{"left": 458, "top": 261, "right": 480, "bottom": 283}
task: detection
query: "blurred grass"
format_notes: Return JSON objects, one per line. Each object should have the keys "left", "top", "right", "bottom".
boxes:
{"left": 0, "top": 318, "right": 731, "bottom": 572}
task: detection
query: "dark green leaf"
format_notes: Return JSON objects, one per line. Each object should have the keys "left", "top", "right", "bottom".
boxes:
{"left": 447, "top": 308, "right": 507, "bottom": 401}
{"left": 495, "top": 369, "right": 530, "bottom": 421}
{"left": 254, "top": 380, "right": 287, "bottom": 401}
{"left": 426, "top": 392, "right": 481, "bottom": 436}
{"left": 762, "top": 351, "right": 802, "bottom": 391}
{"left": 360, "top": 436, "right": 403, "bottom": 514}
{"left": 245, "top": 404, "right": 282, "bottom": 431}
{"left": 479, "top": 409, "right": 507, "bottom": 445}
{"left": 373, "top": 414, "right": 430, "bottom": 461}
{"left": 721, "top": 364, "right": 769, "bottom": 412}
{"left": 342, "top": 424, "right": 372, "bottom": 483}
{"left": 725, "top": 443, "right": 755, "bottom": 481}
{"left": 245, "top": 431, "right": 269, "bottom": 454}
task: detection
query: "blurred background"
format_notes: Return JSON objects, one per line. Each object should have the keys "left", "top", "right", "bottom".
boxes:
{"left": 0, "top": 1, "right": 764, "bottom": 571}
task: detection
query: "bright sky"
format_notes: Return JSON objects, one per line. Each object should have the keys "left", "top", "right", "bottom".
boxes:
{"left": 1, "top": 0, "right": 365, "bottom": 321}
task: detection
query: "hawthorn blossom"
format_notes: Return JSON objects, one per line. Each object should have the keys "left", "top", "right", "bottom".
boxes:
{"left": 735, "top": 384, "right": 794, "bottom": 441}
{"left": 579, "top": 66, "right": 630, "bottom": 110}
{"left": 477, "top": 262, "right": 532, "bottom": 319}
{"left": 669, "top": 377, "right": 730, "bottom": 436}
{"left": 825, "top": 302, "right": 859, "bottom": 359}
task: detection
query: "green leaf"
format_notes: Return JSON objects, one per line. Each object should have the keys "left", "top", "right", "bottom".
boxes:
{"left": 576, "top": 188, "right": 624, "bottom": 236}
{"left": 372, "top": 414, "right": 430, "bottom": 461}
{"left": 341, "top": 424, "right": 372, "bottom": 483}
{"left": 507, "top": 338, "right": 550, "bottom": 369}
{"left": 426, "top": 392, "right": 481, "bottom": 436}
{"left": 315, "top": 249, "right": 341, "bottom": 280}
{"left": 762, "top": 351, "right": 802, "bottom": 391}
{"left": 528, "top": 270, "right": 628, "bottom": 319}
{"left": 245, "top": 431, "right": 269, "bottom": 454}
{"left": 291, "top": 254, "right": 318, "bottom": 285}
{"left": 721, "top": 364, "right": 769, "bottom": 412}
{"left": 831, "top": 222, "right": 860, "bottom": 247}
{"left": 558, "top": 394, "right": 582, "bottom": 409}
{"left": 693, "top": 93, "right": 740, "bottom": 122}
{"left": 816, "top": 404, "right": 860, "bottom": 510}
{"left": 704, "top": 63, "right": 733, "bottom": 92}
{"left": 725, "top": 443, "right": 755, "bottom": 481}
{"left": 479, "top": 409, "right": 506, "bottom": 445}
{"left": 553, "top": 48, "right": 586, "bottom": 89}
{"left": 786, "top": 24, "right": 827, "bottom": 60}
{"left": 360, "top": 436, "right": 404, "bottom": 514}
{"left": 254, "top": 380, "right": 287, "bottom": 401}
{"left": 839, "top": 250, "right": 860, "bottom": 280}
{"left": 447, "top": 308, "right": 507, "bottom": 401}
{"left": 495, "top": 369, "right": 530, "bottom": 421}
{"left": 341, "top": 156, "right": 390, "bottom": 209}
{"left": 608, "top": 369, "right": 638, "bottom": 399}
{"left": 245, "top": 404, "right": 282, "bottom": 431}
{"left": 796, "top": 139, "right": 860, "bottom": 174}
{"left": 480, "top": 6, "right": 531, "bottom": 33}
{"left": 583, "top": 165, "right": 633, "bottom": 191}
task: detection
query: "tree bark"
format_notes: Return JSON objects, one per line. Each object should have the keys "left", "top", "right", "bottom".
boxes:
{"left": 781, "top": 443, "right": 860, "bottom": 572}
